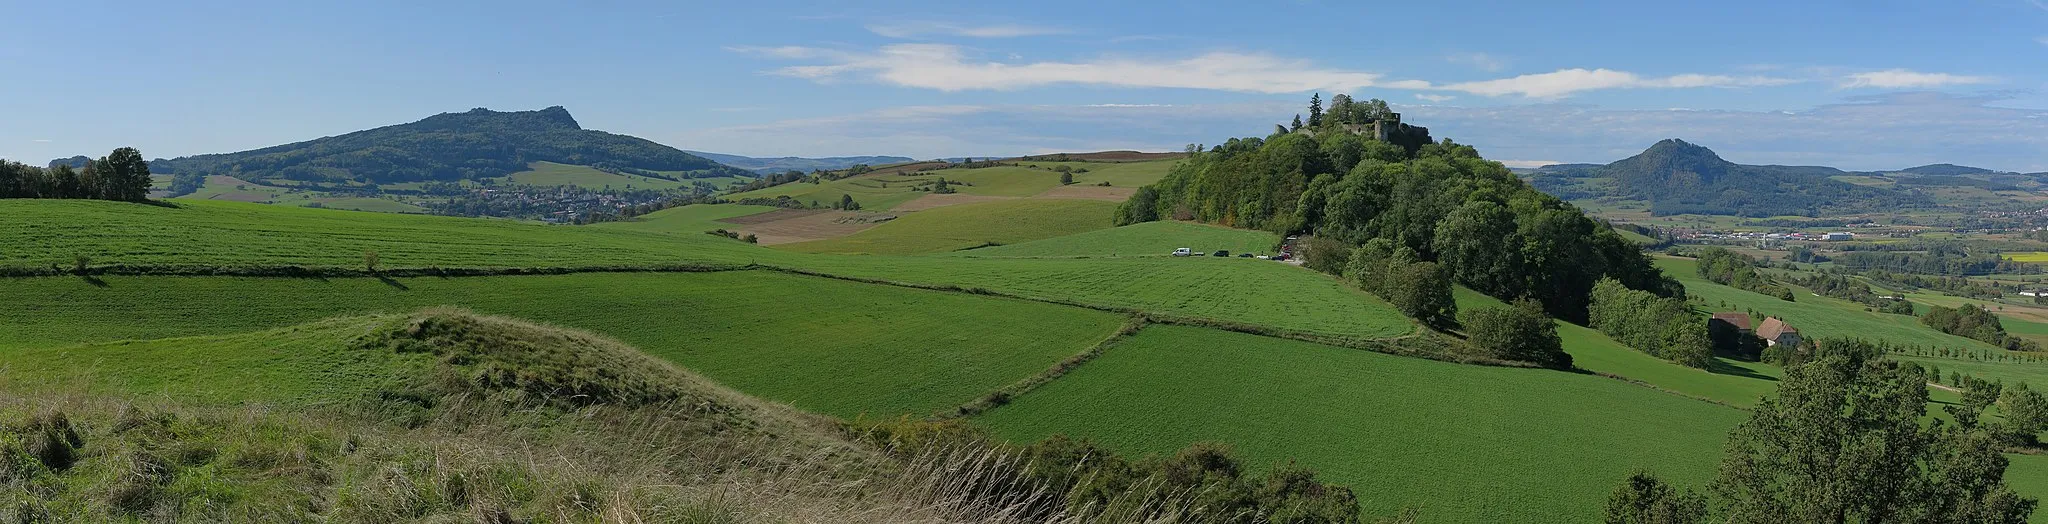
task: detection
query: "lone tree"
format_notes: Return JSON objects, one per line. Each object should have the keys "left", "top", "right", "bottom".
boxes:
{"left": 1060, "top": 171, "right": 1074, "bottom": 185}
{"left": 1611, "top": 341, "right": 2036, "bottom": 523}
{"left": 1307, "top": 93, "right": 1324, "bottom": 127}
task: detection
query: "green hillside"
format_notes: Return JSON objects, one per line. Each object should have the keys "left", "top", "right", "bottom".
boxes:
{"left": 959, "top": 220, "right": 1281, "bottom": 258}
{"left": 503, "top": 160, "right": 710, "bottom": 190}
{"left": 149, "top": 106, "right": 749, "bottom": 184}
{"left": 974, "top": 325, "right": 1749, "bottom": 522}
{"left": 0, "top": 271, "right": 1124, "bottom": 419}
{"left": 780, "top": 199, "right": 1119, "bottom": 255}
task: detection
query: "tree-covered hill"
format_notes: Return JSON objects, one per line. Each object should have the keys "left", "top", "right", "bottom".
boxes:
{"left": 150, "top": 106, "right": 750, "bottom": 184}
{"left": 1897, "top": 163, "right": 1996, "bottom": 176}
{"left": 1530, "top": 139, "right": 1930, "bottom": 216}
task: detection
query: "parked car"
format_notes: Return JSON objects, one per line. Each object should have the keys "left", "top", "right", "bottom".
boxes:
{"left": 1172, "top": 247, "right": 1192, "bottom": 257}
{"left": 1237, "top": 253, "right": 1253, "bottom": 258}
{"left": 1212, "top": 250, "right": 1230, "bottom": 257}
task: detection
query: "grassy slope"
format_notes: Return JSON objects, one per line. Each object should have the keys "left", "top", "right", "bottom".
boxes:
{"left": 3, "top": 316, "right": 425, "bottom": 404}
{"left": 0, "top": 200, "right": 1412, "bottom": 339}
{"left": 725, "top": 162, "right": 1142, "bottom": 211}
{"left": 0, "top": 199, "right": 770, "bottom": 269}
{"left": 1010, "top": 159, "right": 1177, "bottom": 187}
{"left": 592, "top": 203, "right": 779, "bottom": 235}
{"left": 1656, "top": 256, "right": 1999, "bottom": 350}
{"left": 725, "top": 174, "right": 928, "bottom": 211}
{"left": 1451, "top": 287, "right": 1780, "bottom": 407}
{"left": 504, "top": 160, "right": 699, "bottom": 190}
{"left": 960, "top": 221, "right": 1281, "bottom": 258}
{"left": 974, "top": 325, "right": 1748, "bottom": 523}
{"left": 0, "top": 271, "right": 1123, "bottom": 419}
{"left": 779, "top": 200, "right": 1119, "bottom": 255}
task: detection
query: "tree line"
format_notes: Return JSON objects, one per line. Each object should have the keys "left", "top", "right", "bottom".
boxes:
{"left": 1922, "top": 303, "right": 2041, "bottom": 352}
{"left": 0, "top": 148, "right": 154, "bottom": 202}
{"left": 1695, "top": 247, "right": 1794, "bottom": 301}
{"left": 1589, "top": 278, "right": 1714, "bottom": 368}
{"left": 1117, "top": 94, "right": 1678, "bottom": 325}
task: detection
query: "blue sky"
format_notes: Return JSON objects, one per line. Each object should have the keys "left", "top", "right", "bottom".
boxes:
{"left": 6, "top": 0, "right": 2048, "bottom": 171}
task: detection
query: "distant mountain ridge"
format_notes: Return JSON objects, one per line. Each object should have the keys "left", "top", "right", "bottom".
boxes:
{"left": 1529, "top": 139, "right": 1931, "bottom": 217}
{"left": 682, "top": 151, "right": 915, "bottom": 173}
{"left": 151, "top": 107, "right": 749, "bottom": 184}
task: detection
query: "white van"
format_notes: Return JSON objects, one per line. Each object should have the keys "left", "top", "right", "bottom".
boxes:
{"left": 1172, "top": 247, "right": 1192, "bottom": 257}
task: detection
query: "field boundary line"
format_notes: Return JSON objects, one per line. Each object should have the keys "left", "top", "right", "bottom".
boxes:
{"left": 939, "top": 314, "right": 1151, "bottom": 420}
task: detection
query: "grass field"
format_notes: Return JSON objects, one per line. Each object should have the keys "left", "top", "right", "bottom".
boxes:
{"left": 0, "top": 271, "right": 1123, "bottom": 419}
{"left": 1656, "top": 256, "right": 2000, "bottom": 351}
{"left": 725, "top": 162, "right": 1141, "bottom": 212}
{"left": 593, "top": 203, "right": 779, "bottom": 235}
{"left": 779, "top": 200, "right": 1119, "bottom": 255}
{"left": 1, "top": 315, "right": 428, "bottom": 404}
{"left": 1011, "top": 159, "right": 1178, "bottom": 187}
{"left": 1451, "top": 287, "right": 1782, "bottom": 407}
{"left": 959, "top": 220, "right": 1281, "bottom": 258}
{"left": 2005, "top": 252, "right": 2048, "bottom": 263}
{"left": 0, "top": 199, "right": 769, "bottom": 270}
{"left": 306, "top": 196, "right": 427, "bottom": 213}
{"left": 724, "top": 174, "right": 930, "bottom": 211}
{"left": 973, "top": 325, "right": 1749, "bottom": 522}
{"left": 503, "top": 161, "right": 703, "bottom": 190}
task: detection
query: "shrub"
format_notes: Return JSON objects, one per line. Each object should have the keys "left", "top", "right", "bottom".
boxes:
{"left": 1462, "top": 300, "right": 1571, "bottom": 369}
{"left": 1299, "top": 235, "right": 1351, "bottom": 275}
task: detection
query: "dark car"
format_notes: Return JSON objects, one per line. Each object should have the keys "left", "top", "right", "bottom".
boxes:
{"left": 1238, "top": 253, "right": 1254, "bottom": 258}
{"left": 1211, "top": 250, "right": 1230, "bottom": 257}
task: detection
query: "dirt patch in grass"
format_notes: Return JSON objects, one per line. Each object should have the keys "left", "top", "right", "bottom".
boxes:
{"left": 717, "top": 208, "right": 828, "bottom": 225}
{"left": 891, "top": 193, "right": 1017, "bottom": 212}
{"left": 1033, "top": 185, "right": 1137, "bottom": 201}
{"left": 728, "top": 210, "right": 895, "bottom": 245}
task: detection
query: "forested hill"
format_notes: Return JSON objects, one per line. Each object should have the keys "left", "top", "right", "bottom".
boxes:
{"left": 151, "top": 107, "right": 750, "bottom": 184}
{"left": 682, "top": 151, "right": 914, "bottom": 173}
{"left": 1531, "top": 139, "right": 1930, "bottom": 216}
{"left": 1115, "top": 94, "right": 1679, "bottom": 324}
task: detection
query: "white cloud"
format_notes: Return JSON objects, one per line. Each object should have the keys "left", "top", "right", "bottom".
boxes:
{"left": 1445, "top": 52, "right": 1505, "bottom": 72}
{"left": 1498, "top": 160, "right": 1562, "bottom": 169}
{"left": 1414, "top": 94, "right": 1456, "bottom": 103}
{"left": 866, "top": 22, "right": 1066, "bottom": 39}
{"left": 738, "top": 43, "right": 1411, "bottom": 93}
{"left": 1437, "top": 68, "right": 1796, "bottom": 98}
{"left": 668, "top": 102, "right": 1290, "bottom": 159}
{"left": 30, "top": 139, "right": 52, "bottom": 143}
{"left": 2036, "top": 35, "right": 2048, "bottom": 45}
{"left": 1839, "top": 69, "right": 1995, "bottom": 89}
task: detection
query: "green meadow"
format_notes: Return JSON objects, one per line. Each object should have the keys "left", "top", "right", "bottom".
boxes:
{"left": 974, "top": 325, "right": 1749, "bottom": 522}
{"left": 1010, "top": 159, "right": 1178, "bottom": 187}
{"left": 1, "top": 271, "right": 1123, "bottom": 419}
{"left": 1655, "top": 256, "right": 1998, "bottom": 350}
{"left": 779, "top": 199, "right": 1119, "bottom": 255}
{"left": 503, "top": 160, "right": 707, "bottom": 190}
{"left": 593, "top": 202, "right": 779, "bottom": 234}
{"left": 959, "top": 220, "right": 1281, "bottom": 258}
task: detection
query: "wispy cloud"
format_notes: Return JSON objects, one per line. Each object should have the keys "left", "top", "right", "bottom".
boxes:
{"left": 1497, "top": 160, "right": 1562, "bottom": 169}
{"left": 866, "top": 22, "right": 1066, "bottom": 39}
{"left": 30, "top": 139, "right": 52, "bottom": 143}
{"left": 1414, "top": 94, "right": 1456, "bottom": 102}
{"left": 737, "top": 45, "right": 1804, "bottom": 98}
{"left": 1437, "top": 68, "right": 1797, "bottom": 98}
{"left": 668, "top": 94, "right": 2048, "bottom": 171}
{"left": 1839, "top": 69, "right": 1995, "bottom": 89}
{"left": 736, "top": 44, "right": 1417, "bottom": 93}
{"left": 2036, "top": 35, "right": 2048, "bottom": 45}
{"left": 1444, "top": 52, "right": 1505, "bottom": 72}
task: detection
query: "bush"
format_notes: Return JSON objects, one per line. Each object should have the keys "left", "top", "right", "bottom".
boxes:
{"left": 1300, "top": 235, "right": 1352, "bottom": 275}
{"left": 1462, "top": 300, "right": 1571, "bottom": 369}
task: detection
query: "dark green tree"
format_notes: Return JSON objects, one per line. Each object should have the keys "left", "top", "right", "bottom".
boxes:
{"left": 1712, "top": 351, "right": 2035, "bottom": 523}
{"left": 1307, "top": 93, "right": 1324, "bottom": 128}
{"left": 1605, "top": 472, "right": 1706, "bottom": 524}
{"left": 1290, "top": 114, "right": 1304, "bottom": 131}
{"left": 1461, "top": 299, "right": 1570, "bottom": 368}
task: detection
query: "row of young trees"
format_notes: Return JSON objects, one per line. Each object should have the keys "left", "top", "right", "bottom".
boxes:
{"left": 1117, "top": 94, "right": 1678, "bottom": 324}
{"left": 1694, "top": 247, "right": 1794, "bottom": 301}
{"left": 0, "top": 148, "right": 154, "bottom": 202}
{"left": 1610, "top": 340, "right": 2035, "bottom": 523}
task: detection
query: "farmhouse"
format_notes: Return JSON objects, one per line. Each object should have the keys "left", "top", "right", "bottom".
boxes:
{"left": 1755, "top": 317, "right": 1801, "bottom": 347}
{"left": 1709, "top": 312, "right": 1753, "bottom": 334}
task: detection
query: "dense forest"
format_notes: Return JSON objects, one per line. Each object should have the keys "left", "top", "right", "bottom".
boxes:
{"left": 0, "top": 148, "right": 154, "bottom": 202}
{"left": 1834, "top": 249, "right": 2037, "bottom": 276}
{"left": 150, "top": 107, "right": 751, "bottom": 184}
{"left": 1117, "top": 94, "right": 1677, "bottom": 323}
